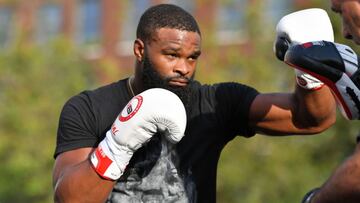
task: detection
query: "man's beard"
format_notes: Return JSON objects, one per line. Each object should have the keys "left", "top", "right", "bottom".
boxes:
{"left": 141, "top": 55, "right": 194, "bottom": 115}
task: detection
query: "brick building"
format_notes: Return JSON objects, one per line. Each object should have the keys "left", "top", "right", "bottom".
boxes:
{"left": 0, "top": 0, "right": 295, "bottom": 69}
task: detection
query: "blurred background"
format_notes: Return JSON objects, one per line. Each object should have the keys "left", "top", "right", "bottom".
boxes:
{"left": 0, "top": 0, "right": 359, "bottom": 202}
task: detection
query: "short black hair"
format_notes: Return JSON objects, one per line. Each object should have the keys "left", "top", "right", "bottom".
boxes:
{"left": 136, "top": 4, "right": 201, "bottom": 43}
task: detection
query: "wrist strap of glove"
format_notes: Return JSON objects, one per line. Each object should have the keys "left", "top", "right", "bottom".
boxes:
{"left": 90, "top": 131, "right": 133, "bottom": 180}
{"left": 301, "top": 188, "right": 320, "bottom": 203}
{"left": 90, "top": 138, "right": 122, "bottom": 180}
{"left": 295, "top": 69, "right": 324, "bottom": 90}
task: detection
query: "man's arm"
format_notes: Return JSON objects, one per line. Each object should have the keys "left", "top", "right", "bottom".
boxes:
{"left": 53, "top": 148, "right": 116, "bottom": 203}
{"left": 250, "top": 8, "right": 336, "bottom": 135}
{"left": 303, "top": 142, "right": 360, "bottom": 203}
{"left": 249, "top": 85, "right": 336, "bottom": 135}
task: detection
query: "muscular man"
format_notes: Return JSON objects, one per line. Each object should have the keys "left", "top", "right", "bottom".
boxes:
{"left": 300, "top": 1, "right": 360, "bottom": 202}
{"left": 332, "top": 0, "right": 360, "bottom": 45}
{"left": 52, "top": 4, "right": 336, "bottom": 203}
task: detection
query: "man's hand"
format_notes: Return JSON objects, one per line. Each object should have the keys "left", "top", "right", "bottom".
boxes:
{"left": 284, "top": 41, "right": 360, "bottom": 120}
{"left": 90, "top": 88, "right": 187, "bottom": 180}
{"left": 274, "top": 8, "right": 334, "bottom": 90}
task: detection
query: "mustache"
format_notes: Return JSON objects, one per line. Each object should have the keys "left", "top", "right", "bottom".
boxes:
{"left": 164, "top": 75, "right": 193, "bottom": 83}
{"left": 166, "top": 76, "right": 189, "bottom": 82}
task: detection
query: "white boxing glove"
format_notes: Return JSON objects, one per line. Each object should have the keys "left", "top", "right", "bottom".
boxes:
{"left": 90, "top": 88, "right": 187, "bottom": 180}
{"left": 274, "top": 8, "right": 334, "bottom": 90}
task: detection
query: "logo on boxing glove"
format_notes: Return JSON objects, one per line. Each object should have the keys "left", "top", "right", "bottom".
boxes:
{"left": 119, "top": 95, "right": 143, "bottom": 122}
{"left": 297, "top": 76, "right": 308, "bottom": 87}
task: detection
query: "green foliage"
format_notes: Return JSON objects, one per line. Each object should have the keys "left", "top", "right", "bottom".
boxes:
{"left": 0, "top": 38, "right": 96, "bottom": 202}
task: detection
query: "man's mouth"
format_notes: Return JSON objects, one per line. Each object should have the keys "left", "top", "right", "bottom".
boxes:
{"left": 168, "top": 78, "right": 189, "bottom": 87}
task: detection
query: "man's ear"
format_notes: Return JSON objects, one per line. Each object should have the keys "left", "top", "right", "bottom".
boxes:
{"left": 134, "top": 39, "right": 145, "bottom": 62}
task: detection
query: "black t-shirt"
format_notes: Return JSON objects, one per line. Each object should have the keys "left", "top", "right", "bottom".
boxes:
{"left": 55, "top": 78, "right": 259, "bottom": 203}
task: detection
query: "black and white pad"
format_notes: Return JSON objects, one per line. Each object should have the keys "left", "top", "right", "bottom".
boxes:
{"left": 284, "top": 41, "right": 360, "bottom": 120}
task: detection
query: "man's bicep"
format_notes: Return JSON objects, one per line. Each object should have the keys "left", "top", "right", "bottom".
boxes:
{"left": 53, "top": 147, "right": 94, "bottom": 188}
{"left": 248, "top": 93, "right": 296, "bottom": 135}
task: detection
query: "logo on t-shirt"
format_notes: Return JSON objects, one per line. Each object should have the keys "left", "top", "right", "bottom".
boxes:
{"left": 119, "top": 95, "right": 143, "bottom": 122}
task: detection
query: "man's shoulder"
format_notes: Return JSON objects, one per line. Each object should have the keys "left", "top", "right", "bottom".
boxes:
{"left": 190, "top": 81, "right": 251, "bottom": 109}
{"left": 73, "top": 79, "right": 127, "bottom": 101}
{"left": 84, "top": 79, "right": 127, "bottom": 99}
{"left": 196, "top": 81, "right": 257, "bottom": 95}
{"left": 63, "top": 78, "right": 129, "bottom": 113}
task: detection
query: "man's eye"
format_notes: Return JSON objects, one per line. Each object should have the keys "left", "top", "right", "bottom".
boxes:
{"left": 189, "top": 55, "right": 199, "bottom": 61}
{"left": 167, "top": 54, "right": 177, "bottom": 58}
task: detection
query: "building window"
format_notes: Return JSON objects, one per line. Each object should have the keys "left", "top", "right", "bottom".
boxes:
{"left": 264, "top": 0, "right": 292, "bottom": 25}
{"left": 166, "top": 0, "right": 194, "bottom": 13}
{"left": 118, "top": 0, "right": 150, "bottom": 55}
{"left": 118, "top": 1, "right": 195, "bottom": 56}
{"left": 0, "top": 7, "right": 13, "bottom": 48}
{"left": 36, "top": 4, "right": 62, "bottom": 43}
{"left": 216, "top": 0, "right": 247, "bottom": 45}
{"left": 76, "top": 0, "right": 101, "bottom": 44}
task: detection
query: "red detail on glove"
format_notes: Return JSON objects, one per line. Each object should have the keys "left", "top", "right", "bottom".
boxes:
{"left": 92, "top": 146, "right": 114, "bottom": 180}
{"left": 302, "top": 42, "right": 313, "bottom": 48}
{"left": 119, "top": 95, "right": 143, "bottom": 122}
{"left": 312, "top": 84, "right": 324, "bottom": 90}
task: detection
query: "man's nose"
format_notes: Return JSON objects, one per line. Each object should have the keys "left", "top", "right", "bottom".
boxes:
{"left": 174, "top": 59, "right": 190, "bottom": 76}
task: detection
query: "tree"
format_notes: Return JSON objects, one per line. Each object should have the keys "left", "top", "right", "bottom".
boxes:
{"left": 0, "top": 38, "right": 96, "bottom": 202}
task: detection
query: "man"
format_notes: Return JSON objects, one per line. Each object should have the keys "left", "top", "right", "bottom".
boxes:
{"left": 300, "top": 1, "right": 360, "bottom": 202}
{"left": 52, "top": 4, "right": 336, "bottom": 203}
{"left": 332, "top": 0, "right": 360, "bottom": 45}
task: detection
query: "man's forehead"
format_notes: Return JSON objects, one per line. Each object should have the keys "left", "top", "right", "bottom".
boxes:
{"left": 150, "top": 28, "right": 201, "bottom": 45}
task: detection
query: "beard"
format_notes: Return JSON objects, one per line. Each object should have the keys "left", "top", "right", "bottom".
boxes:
{"left": 141, "top": 55, "right": 195, "bottom": 116}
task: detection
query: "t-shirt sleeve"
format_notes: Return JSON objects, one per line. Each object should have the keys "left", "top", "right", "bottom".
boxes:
{"left": 54, "top": 93, "right": 99, "bottom": 158}
{"left": 214, "top": 82, "right": 259, "bottom": 138}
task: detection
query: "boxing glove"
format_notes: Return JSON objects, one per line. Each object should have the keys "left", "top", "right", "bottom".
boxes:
{"left": 90, "top": 88, "right": 187, "bottom": 180}
{"left": 274, "top": 8, "right": 334, "bottom": 90}
{"left": 284, "top": 41, "right": 360, "bottom": 120}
